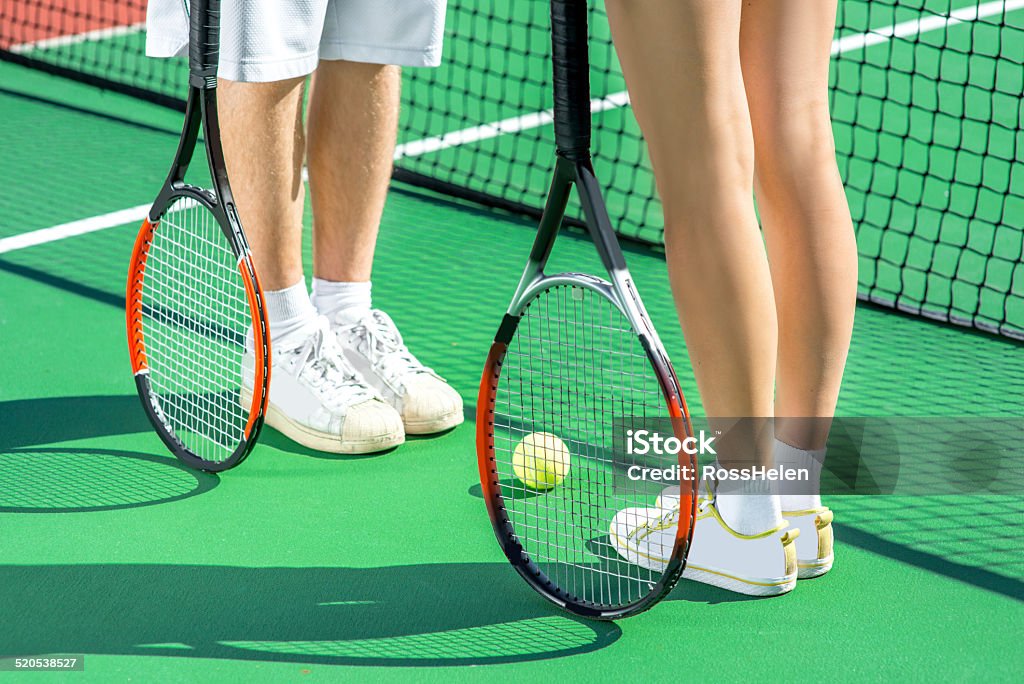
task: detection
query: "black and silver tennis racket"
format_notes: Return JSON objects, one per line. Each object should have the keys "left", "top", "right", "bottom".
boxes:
{"left": 126, "top": 0, "right": 270, "bottom": 472}
{"left": 476, "top": 0, "right": 698, "bottom": 619}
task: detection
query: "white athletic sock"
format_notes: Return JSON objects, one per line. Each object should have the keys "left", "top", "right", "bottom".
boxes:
{"left": 311, "top": 279, "right": 372, "bottom": 320}
{"left": 714, "top": 475, "right": 784, "bottom": 536}
{"left": 775, "top": 438, "right": 825, "bottom": 512}
{"left": 263, "top": 279, "right": 319, "bottom": 349}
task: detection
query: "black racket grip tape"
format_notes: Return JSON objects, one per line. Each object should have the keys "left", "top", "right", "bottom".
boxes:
{"left": 551, "top": 0, "right": 591, "bottom": 160}
{"left": 189, "top": 0, "right": 220, "bottom": 88}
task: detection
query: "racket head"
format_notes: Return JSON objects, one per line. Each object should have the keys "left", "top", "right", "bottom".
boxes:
{"left": 126, "top": 188, "right": 270, "bottom": 472}
{"left": 477, "top": 275, "right": 697, "bottom": 619}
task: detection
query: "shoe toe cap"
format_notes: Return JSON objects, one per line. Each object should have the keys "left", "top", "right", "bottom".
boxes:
{"left": 341, "top": 399, "right": 405, "bottom": 444}
{"left": 401, "top": 375, "right": 464, "bottom": 432}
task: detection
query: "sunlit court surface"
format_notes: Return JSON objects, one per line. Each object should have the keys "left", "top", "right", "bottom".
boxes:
{"left": 1, "top": 0, "right": 1023, "bottom": 680}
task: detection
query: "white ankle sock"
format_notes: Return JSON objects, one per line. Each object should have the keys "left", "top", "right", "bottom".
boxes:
{"left": 311, "top": 279, "right": 372, "bottom": 319}
{"left": 775, "top": 438, "right": 825, "bottom": 512}
{"left": 264, "top": 280, "right": 319, "bottom": 348}
{"left": 714, "top": 475, "right": 784, "bottom": 536}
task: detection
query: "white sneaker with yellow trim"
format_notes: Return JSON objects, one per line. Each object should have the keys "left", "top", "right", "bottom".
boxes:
{"left": 782, "top": 508, "right": 834, "bottom": 579}
{"left": 241, "top": 317, "right": 405, "bottom": 454}
{"left": 327, "top": 309, "right": 464, "bottom": 435}
{"left": 656, "top": 488, "right": 834, "bottom": 580}
{"left": 610, "top": 495, "right": 799, "bottom": 597}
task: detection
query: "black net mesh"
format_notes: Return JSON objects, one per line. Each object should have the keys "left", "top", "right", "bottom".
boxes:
{"left": 2, "top": 0, "right": 1021, "bottom": 338}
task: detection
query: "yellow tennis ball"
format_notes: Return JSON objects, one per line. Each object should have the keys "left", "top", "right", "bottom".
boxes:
{"left": 512, "top": 432, "right": 570, "bottom": 490}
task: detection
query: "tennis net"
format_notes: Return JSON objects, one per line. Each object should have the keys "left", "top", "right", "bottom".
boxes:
{"left": 2, "top": 0, "right": 1022, "bottom": 339}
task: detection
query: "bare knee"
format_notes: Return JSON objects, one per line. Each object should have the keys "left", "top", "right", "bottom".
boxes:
{"left": 651, "top": 116, "right": 756, "bottom": 233}
{"left": 751, "top": 99, "right": 840, "bottom": 194}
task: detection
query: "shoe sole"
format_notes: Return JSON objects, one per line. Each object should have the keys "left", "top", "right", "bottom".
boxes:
{"left": 608, "top": 529, "right": 797, "bottom": 597}
{"left": 241, "top": 388, "right": 404, "bottom": 455}
{"left": 404, "top": 411, "right": 465, "bottom": 435}
{"left": 798, "top": 555, "right": 834, "bottom": 579}
{"left": 682, "top": 565, "right": 797, "bottom": 596}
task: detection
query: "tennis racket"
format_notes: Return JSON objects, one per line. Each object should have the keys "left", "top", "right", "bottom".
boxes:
{"left": 476, "top": 0, "right": 698, "bottom": 619}
{"left": 126, "top": 0, "right": 270, "bottom": 472}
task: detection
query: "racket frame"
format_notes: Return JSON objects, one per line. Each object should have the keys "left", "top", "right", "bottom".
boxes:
{"left": 126, "top": 0, "right": 270, "bottom": 472}
{"left": 477, "top": 156, "right": 698, "bottom": 619}
{"left": 477, "top": 0, "right": 698, "bottom": 620}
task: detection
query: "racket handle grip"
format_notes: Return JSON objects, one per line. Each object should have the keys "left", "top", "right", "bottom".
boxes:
{"left": 189, "top": 0, "right": 220, "bottom": 89}
{"left": 551, "top": 0, "right": 591, "bottom": 161}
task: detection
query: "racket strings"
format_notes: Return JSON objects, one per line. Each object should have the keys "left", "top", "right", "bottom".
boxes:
{"left": 495, "top": 284, "right": 673, "bottom": 608}
{"left": 141, "top": 197, "right": 251, "bottom": 463}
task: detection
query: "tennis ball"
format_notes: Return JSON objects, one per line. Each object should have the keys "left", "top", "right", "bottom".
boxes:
{"left": 512, "top": 432, "right": 571, "bottom": 490}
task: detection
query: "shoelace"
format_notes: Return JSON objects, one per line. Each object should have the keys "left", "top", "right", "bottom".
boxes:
{"left": 629, "top": 494, "right": 714, "bottom": 541}
{"left": 339, "top": 310, "right": 438, "bottom": 389}
{"left": 288, "top": 319, "right": 374, "bottom": 407}
{"left": 628, "top": 505, "right": 678, "bottom": 541}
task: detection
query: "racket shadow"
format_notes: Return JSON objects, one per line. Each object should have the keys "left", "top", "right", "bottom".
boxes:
{"left": 0, "top": 447, "right": 218, "bottom": 513}
{"left": 0, "top": 395, "right": 153, "bottom": 450}
{"left": 0, "top": 562, "right": 621, "bottom": 667}
{"left": 467, "top": 481, "right": 543, "bottom": 500}
{"left": 0, "top": 396, "right": 220, "bottom": 511}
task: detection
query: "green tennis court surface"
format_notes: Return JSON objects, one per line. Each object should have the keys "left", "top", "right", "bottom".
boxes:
{"left": 2, "top": 1, "right": 1023, "bottom": 680}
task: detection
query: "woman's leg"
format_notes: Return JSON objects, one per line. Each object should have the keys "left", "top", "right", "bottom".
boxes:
{"left": 607, "top": 0, "right": 781, "bottom": 534}
{"left": 740, "top": 0, "right": 858, "bottom": 454}
{"left": 606, "top": 0, "right": 776, "bottom": 433}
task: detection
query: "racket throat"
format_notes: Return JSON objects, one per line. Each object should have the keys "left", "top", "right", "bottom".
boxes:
{"left": 525, "top": 156, "right": 576, "bottom": 270}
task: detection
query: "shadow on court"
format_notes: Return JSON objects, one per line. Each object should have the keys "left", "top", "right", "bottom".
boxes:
{"left": 0, "top": 395, "right": 152, "bottom": 449}
{"left": 0, "top": 563, "right": 621, "bottom": 667}
{"left": 833, "top": 523, "right": 1024, "bottom": 602}
{"left": 0, "top": 394, "right": 398, "bottom": 465}
{"left": 0, "top": 447, "right": 218, "bottom": 513}
{"left": 0, "top": 396, "right": 219, "bottom": 512}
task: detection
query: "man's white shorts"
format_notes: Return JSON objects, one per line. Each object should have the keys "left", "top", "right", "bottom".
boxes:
{"left": 146, "top": 0, "right": 447, "bottom": 82}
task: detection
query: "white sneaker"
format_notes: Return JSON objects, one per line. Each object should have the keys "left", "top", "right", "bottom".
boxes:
{"left": 327, "top": 308, "right": 464, "bottom": 434}
{"left": 658, "top": 488, "right": 834, "bottom": 580}
{"left": 609, "top": 496, "right": 799, "bottom": 597}
{"left": 241, "top": 317, "right": 404, "bottom": 454}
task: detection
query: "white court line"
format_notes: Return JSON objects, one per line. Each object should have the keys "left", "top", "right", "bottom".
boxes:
{"left": 831, "top": 0, "right": 1024, "bottom": 53}
{"left": 0, "top": 204, "right": 151, "bottom": 254}
{"left": 1, "top": 1, "right": 1020, "bottom": 256}
{"left": 392, "top": 91, "right": 630, "bottom": 160}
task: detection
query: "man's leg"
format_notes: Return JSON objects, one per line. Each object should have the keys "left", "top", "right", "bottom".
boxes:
{"left": 220, "top": 76, "right": 405, "bottom": 454}
{"left": 220, "top": 77, "right": 325, "bottom": 348}
{"left": 307, "top": 61, "right": 399, "bottom": 284}
{"left": 220, "top": 77, "right": 307, "bottom": 292}
{"left": 307, "top": 59, "right": 463, "bottom": 435}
